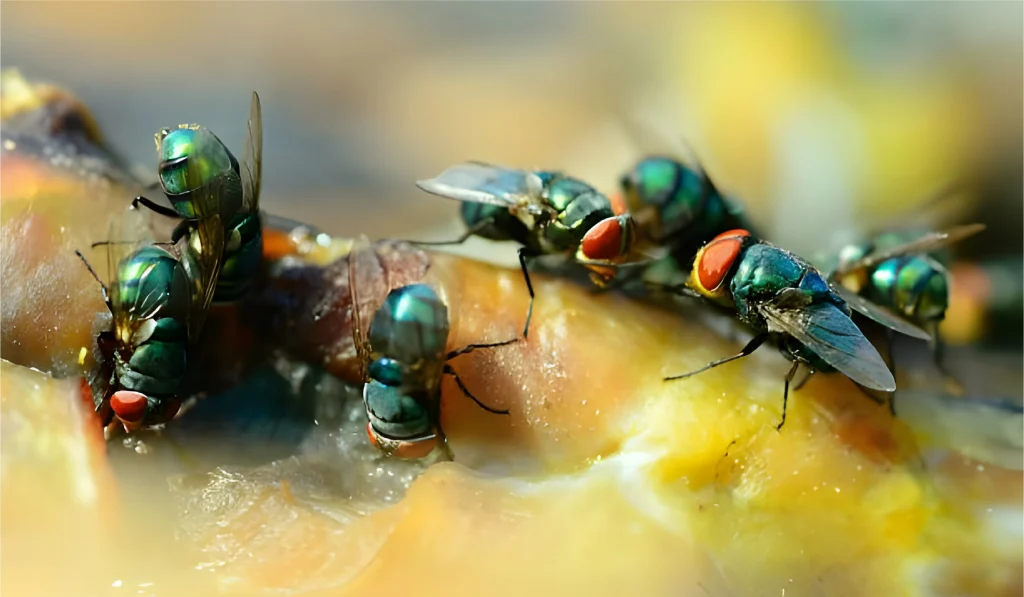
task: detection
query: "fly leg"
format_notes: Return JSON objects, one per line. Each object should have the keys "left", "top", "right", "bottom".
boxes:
{"left": 791, "top": 366, "right": 816, "bottom": 392}
{"left": 91, "top": 241, "right": 175, "bottom": 248}
{"left": 776, "top": 360, "right": 801, "bottom": 431}
{"left": 406, "top": 218, "right": 495, "bottom": 247}
{"left": 929, "top": 321, "right": 965, "bottom": 395}
{"left": 518, "top": 247, "right": 538, "bottom": 340}
{"left": 664, "top": 333, "right": 768, "bottom": 381}
{"left": 446, "top": 337, "right": 520, "bottom": 360}
{"left": 132, "top": 196, "right": 181, "bottom": 219}
{"left": 75, "top": 249, "right": 111, "bottom": 309}
{"left": 443, "top": 364, "right": 510, "bottom": 415}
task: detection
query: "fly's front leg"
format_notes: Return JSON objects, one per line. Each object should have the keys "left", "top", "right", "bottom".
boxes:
{"left": 443, "top": 364, "right": 509, "bottom": 415}
{"left": 518, "top": 247, "right": 538, "bottom": 340}
{"left": 132, "top": 196, "right": 181, "bottom": 219}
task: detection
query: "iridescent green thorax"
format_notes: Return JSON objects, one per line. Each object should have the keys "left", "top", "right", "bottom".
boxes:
{"left": 364, "top": 284, "right": 450, "bottom": 442}
{"left": 729, "top": 241, "right": 845, "bottom": 374}
{"left": 622, "top": 157, "right": 749, "bottom": 264}
{"left": 867, "top": 255, "right": 948, "bottom": 323}
{"left": 157, "top": 127, "right": 239, "bottom": 218}
{"left": 731, "top": 243, "right": 839, "bottom": 311}
{"left": 213, "top": 213, "right": 263, "bottom": 303}
{"left": 540, "top": 176, "right": 615, "bottom": 252}
{"left": 115, "top": 246, "right": 191, "bottom": 322}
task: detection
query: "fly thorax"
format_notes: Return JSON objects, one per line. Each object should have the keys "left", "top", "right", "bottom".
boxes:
{"left": 157, "top": 127, "right": 237, "bottom": 217}
{"left": 543, "top": 193, "right": 615, "bottom": 253}
{"left": 368, "top": 285, "right": 450, "bottom": 364}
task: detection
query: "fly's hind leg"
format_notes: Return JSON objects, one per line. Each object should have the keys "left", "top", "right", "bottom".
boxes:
{"left": 929, "top": 321, "right": 965, "bottom": 395}
{"left": 517, "top": 247, "right": 538, "bottom": 340}
{"left": 776, "top": 360, "right": 801, "bottom": 431}
{"left": 406, "top": 218, "right": 495, "bottom": 247}
{"left": 665, "top": 333, "right": 768, "bottom": 381}
{"left": 443, "top": 364, "right": 510, "bottom": 415}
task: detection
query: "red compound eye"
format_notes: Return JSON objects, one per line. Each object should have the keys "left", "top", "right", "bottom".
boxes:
{"left": 581, "top": 216, "right": 630, "bottom": 261}
{"left": 696, "top": 229, "right": 751, "bottom": 292}
{"left": 110, "top": 391, "right": 148, "bottom": 424}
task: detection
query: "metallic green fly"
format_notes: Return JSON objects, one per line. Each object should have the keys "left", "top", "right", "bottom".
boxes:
{"left": 348, "top": 236, "right": 519, "bottom": 459}
{"left": 828, "top": 223, "right": 987, "bottom": 390}
{"left": 414, "top": 163, "right": 656, "bottom": 339}
{"left": 665, "top": 228, "right": 897, "bottom": 430}
{"left": 75, "top": 150, "right": 225, "bottom": 430}
{"left": 132, "top": 91, "right": 264, "bottom": 304}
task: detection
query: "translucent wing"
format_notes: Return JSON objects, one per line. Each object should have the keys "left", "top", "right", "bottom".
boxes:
{"left": 415, "top": 162, "right": 552, "bottom": 216}
{"left": 181, "top": 157, "right": 225, "bottom": 343}
{"left": 761, "top": 301, "right": 896, "bottom": 392}
{"left": 830, "top": 283, "right": 931, "bottom": 341}
{"left": 347, "top": 234, "right": 375, "bottom": 382}
{"left": 835, "top": 224, "right": 986, "bottom": 275}
{"left": 240, "top": 91, "right": 263, "bottom": 216}
{"left": 100, "top": 217, "right": 159, "bottom": 333}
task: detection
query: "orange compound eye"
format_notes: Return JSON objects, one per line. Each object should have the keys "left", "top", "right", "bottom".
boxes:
{"left": 580, "top": 215, "right": 632, "bottom": 262}
{"left": 110, "top": 391, "right": 148, "bottom": 424}
{"left": 695, "top": 229, "right": 751, "bottom": 293}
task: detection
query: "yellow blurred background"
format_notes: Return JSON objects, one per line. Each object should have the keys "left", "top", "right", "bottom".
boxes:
{"left": 2, "top": 2, "right": 1020, "bottom": 261}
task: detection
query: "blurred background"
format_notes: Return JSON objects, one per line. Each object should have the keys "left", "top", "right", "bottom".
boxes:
{"left": 3, "top": 2, "right": 1021, "bottom": 340}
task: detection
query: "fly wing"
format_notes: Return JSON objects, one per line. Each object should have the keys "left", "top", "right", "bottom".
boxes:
{"left": 830, "top": 283, "right": 931, "bottom": 341}
{"left": 347, "top": 235, "right": 375, "bottom": 381}
{"left": 835, "top": 224, "right": 986, "bottom": 275}
{"left": 415, "top": 162, "right": 551, "bottom": 216}
{"left": 181, "top": 157, "right": 225, "bottom": 343}
{"left": 100, "top": 217, "right": 157, "bottom": 332}
{"left": 239, "top": 91, "right": 263, "bottom": 217}
{"left": 762, "top": 302, "right": 896, "bottom": 392}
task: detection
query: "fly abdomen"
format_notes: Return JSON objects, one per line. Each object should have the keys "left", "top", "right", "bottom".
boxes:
{"left": 868, "top": 255, "right": 948, "bottom": 324}
{"left": 214, "top": 213, "right": 264, "bottom": 303}
{"left": 461, "top": 202, "right": 529, "bottom": 243}
{"left": 118, "top": 318, "right": 188, "bottom": 398}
